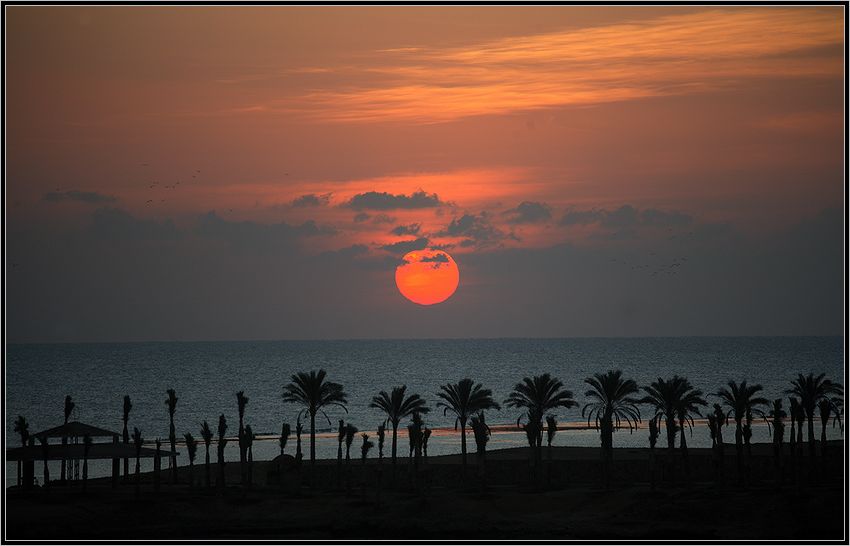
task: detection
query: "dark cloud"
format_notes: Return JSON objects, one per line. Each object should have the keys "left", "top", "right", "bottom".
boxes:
{"left": 371, "top": 214, "right": 396, "bottom": 224}
{"left": 344, "top": 189, "right": 444, "bottom": 210}
{"left": 436, "top": 212, "right": 513, "bottom": 247}
{"left": 502, "top": 201, "right": 552, "bottom": 224}
{"left": 44, "top": 190, "right": 117, "bottom": 204}
{"left": 197, "top": 212, "right": 335, "bottom": 250}
{"left": 90, "top": 208, "right": 178, "bottom": 241}
{"left": 419, "top": 252, "right": 450, "bottom": 269}
{"left": 291, "top": 193, "right": 332, "bottom": 208}
{"left": 560, "top": 205, "right": 692, "bottom": 230}
{"left": 379, "top": 237, "right": 429, "bottom": 254}
{"left": 390, "top": 223, "right": 421, "bottom": 236}
{"left": 353, "top": 212, "right": 371, "bottom": 223}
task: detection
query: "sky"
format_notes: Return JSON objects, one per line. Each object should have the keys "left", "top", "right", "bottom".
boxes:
{"left": 5, "top": 6, "right": 845, "bottom": 342}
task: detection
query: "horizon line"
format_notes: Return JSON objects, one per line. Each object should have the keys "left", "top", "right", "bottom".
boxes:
{"left": 5, "top": 333, "right": 844, "bottom": 346}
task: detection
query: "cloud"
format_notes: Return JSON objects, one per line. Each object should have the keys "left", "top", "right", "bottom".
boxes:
{"left": 343, "top": 189, "right": 445, "bottom": 210}
{"left": 560, "top": 205, "right": 692, "bottom": 230}
{"left": 390, "top": 223, "right": 421, "bottom": 236}
{"left": 379, "top": 237, "right": 429, "bottom": 255}
{"left": 353, "top": 212, "right": 371, "bottom": 223}
{"left": 436, "top": 212, "right": 513, "bottom": 247}
{"left": 44, "top": 190, "right": 117, "bottom": 204}
{"left": 269, "top": 9, "right": 841, "bottom": 123}
{"left": 371, "top": 214, "right": 396, "bottom": 224}
{"left": 419, "top": 252, "right": 450, "bottom": 269}
{"left": 90, "top": 208, "right": 178, "bottom": 241}
{"left": 502, "top": 201, "right": 552, "bottom": 224}
{"left": 290, "top": 193, "right": 332, "bottom": 208}
{"left": 197, "top": 211, "right": 335, "bottom": 250}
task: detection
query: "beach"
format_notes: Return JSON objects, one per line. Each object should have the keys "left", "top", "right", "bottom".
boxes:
{"left": 6, "top": 442, "right": 844, "bottom": 540}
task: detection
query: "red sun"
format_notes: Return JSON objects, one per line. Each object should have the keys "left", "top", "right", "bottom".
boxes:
{"left": 395, "top": 249, "right": 460, "bottom": 305}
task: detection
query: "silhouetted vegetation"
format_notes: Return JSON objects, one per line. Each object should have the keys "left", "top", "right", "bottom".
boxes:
{"left": 436, "top": 378, "right": 500, "bottom": 475}
{"left": 165, "top": 389, "right": 178, "bottom": 484}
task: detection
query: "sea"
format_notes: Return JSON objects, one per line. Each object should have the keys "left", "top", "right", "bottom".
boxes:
{"left": 4, "top": 337, "right": 845, "bottom": 487}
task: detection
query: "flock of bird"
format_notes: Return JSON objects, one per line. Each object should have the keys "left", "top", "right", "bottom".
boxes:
{"left": 609, "top": 229, "right": 696, "bottom": 278}
{"left": 142, "top": 165, "right": 203, "bottom": 206}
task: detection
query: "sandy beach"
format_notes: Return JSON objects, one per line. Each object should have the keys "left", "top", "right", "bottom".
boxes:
{"left": 6, "top": 442, "right": 844, "bottom": 540}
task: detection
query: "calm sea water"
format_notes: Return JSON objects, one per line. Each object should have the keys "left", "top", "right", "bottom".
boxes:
{"left": 5, "top": 337, "right": 844, "bottom": 486}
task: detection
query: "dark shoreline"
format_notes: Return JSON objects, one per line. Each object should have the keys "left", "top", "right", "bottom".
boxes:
{"left": 6, "top": 442, "right": 844, "bottom": 540}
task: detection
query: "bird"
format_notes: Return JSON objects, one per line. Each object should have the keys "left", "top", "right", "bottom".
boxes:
{"left": 145, "top": 199, "right": 153, "bottom": 204}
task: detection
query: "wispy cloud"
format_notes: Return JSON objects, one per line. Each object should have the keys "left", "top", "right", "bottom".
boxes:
{"left": 261, "top": 9, "right": 841, "bottom": 123}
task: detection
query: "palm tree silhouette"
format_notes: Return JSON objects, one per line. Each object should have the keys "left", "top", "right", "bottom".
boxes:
{"left": 707, "top": 403, "right": 727, "bottom": 485}
{"left": 236, "top": 391, "right": 249, "bottom": 485}
{"left": 282, "top": 370, "right": 348, "bottom": 482}
{"left": 184, "top": 432, "right": 198, "bottom": 488}
{"left": 370, "top": 385, "right": 429, "bottom": 479}
{"left": 360, "top": 433, "right": 374, "bottom": 498}
{"left": 786, "top": 373, "right": 843, "bottom": 456}
{"left": 648, "top": 417, "right": 659, "bottom": 490}
{"left": 154, "top": 438, "right": 162, "bottom": 493}
{"left": 715, "top": 380, "right": 768, "bottom": 485}
{"left": 82, "top": 435, "right": 92, "bottom": 493}
{"left": 422, "top": 428, "right": 431, "bottom": 462}
{"left": 61, "top": 395, "right": 75, "bottom": 482}
{"left": 122, "top": 395, "right": 132, "bottom": 482}
{"left": 13, "top": 415, "right": 29, "bottom": 487}
{"left": 345, "top": 425, "right": 358, "bottom": 495}
{"left": 132, "top": 427, "right": 143, "bottom": 498}
{"left": 216, "top": 414, "right": 228, "bottom": 491}
{"left": 673, "top": 379, "right": 706, "bottom": 477}
{"left": 436, "top": 379, "right": 500, "bottom": 475}
{"left": 642, "top": 376, "right": 705, "bottom": 480}
{"left": 295, "top": 420, "right": 303, "bottom": 463}
{"left": 583, "top": 370, "right": 641, "bottom": 487}
{"left": 470, "top": 412, "right": 491, "bottom": 491}
{"left": 817, "top": 397, "right": 842, "bottom": 454}
{"left": 244, "top": 424, "right": 254, "bottom": 488}
{"left": 200, "top": 421, "right": 213, "bottom": 489}
{"left": 336, "top": 419, "right": 346, "bottom": 489}
{"left": 545, "top": 415, "right": 557, "bottom": 484}
{"left": 767, "top": 399, "right": 786, "bottom": 484}
{"left": 165, "top": 389, "right": 178, "bottom": 484}
{"left": 377, "top": 424, "right": 386, "bottom": 464}
{"left": 506, "top": 373, "right": 576, "bottom": 483}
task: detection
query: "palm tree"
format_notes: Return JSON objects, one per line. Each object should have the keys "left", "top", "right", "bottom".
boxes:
{"left": 582, "top": 370, "right": 641, "bottom": 484}
{"left": 648, "top": 418, "right": 659, "bottom": 490}
{"left": 786, "top": 373, "right": 843, "bottom": 456}
{"left": 545, "top": 415, "right": 557, "bottom": 485}
{"left": 200, "top": 421, "right": 213, "bottom": 489}
{"left": 640, "top": 376, "right": 686, "bottom": 451}
{"left": 282, "top": 370, "right": 348, "bottom": 478}
{"left": 184, "top": 432, "right": 198, "bottom": 488}
{"left": 165, "top": 389, "right": 178, "bottom": 484}
{"left": 377, "top": 424, "right": 386, "bottom": 463}
{"left": 82, "top": 435, "right": 92, "bottom": 492}
{"left": 817, "top": 397, "right": 841, "bottom": 454}
{"left": 278, "top": 423, "right": 290, "bottom": 488}
{"left": 673, "top": 380, "right": 706, "bottom": 476}
{"left": 345, "top": 425, "right": 357, "bottom": 495}
{"left": 370, "top": 386, "right": 430, "bottom": 474}
{"left": 470, "top": 412, "right": 491, "bottom": 489}
{"left": 336, "top": 419, "right": 346, "bottom": 489}
{"left": 13, "top": 415, "right": 29, "bottom": 487}
{"left": 61, "top": 395, "right": 75, "bottom": 482}
{"left": 506, "top": 373, "right": 577, "bottom": 477}
{"left": 422, "top": 428, "right": 431, "bottom": 461}
{"left": 216, "top": 414, "right": 228, "bottom": 490}
{"left": 244, "top": 424, "right": 254, "bottom": 487}
{"left": 132, "top": 427, "right": 143, "bottom": 498}
{"left": 407, "top": 412, "right": 425, "bottom": 490}
{"left": 236, "top": 391, "right": 249, "bottom": 485}
{"left": 767, "top": 399, "right": 786, "bottom": 483}
{"left": 707, "top": 403, "right": 727, "bottom": 485}
{"left": 295, "top": 420, "right": 303, "bottom": 462}
{"left": 715, "top": 380, "right": 768, "bottom": 485}
{"left": 435, "top": 379, "right": 500, "bottom": 473}
{"left": 122, "top": 395, "right": 132, "bottom": 482}
{"left": 360, "top": 432, "right": 374, "bottom": 462}
{"left": 154, "top": 438, "right": 162, "bottom": 493}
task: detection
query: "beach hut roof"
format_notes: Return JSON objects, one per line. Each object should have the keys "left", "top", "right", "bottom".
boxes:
{"left": 32, "top": 421, "right": 120, "bottom": 440}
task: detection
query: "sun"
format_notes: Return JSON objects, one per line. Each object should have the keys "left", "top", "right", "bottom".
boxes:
{"left": 395, "top": 249, "right": 460, "bottom": 305}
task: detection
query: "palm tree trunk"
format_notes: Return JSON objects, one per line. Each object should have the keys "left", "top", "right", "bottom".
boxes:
{"left": 391, "top": 424, "right": 398, "bottom": 483}
{"left": 205, "top": 446, "right": 211, "bottom": 488}
{"left": 309, "top": 412, "right": 316, "bottom": 487}
{"left": 123, "top": 424, "right": 129, "bottom": 482}
{"left": 735, "top": 421, "right": 744, "bottom": 486}
{"left": 460, "top": 418, "right": 468, "bottom": 473}
{"left": 82, "top": 456, "right": 88, "bottom": 493}
{"left": 17, "top": 461, "right": 21, "bottom": 487}
{"left": 135, "top": 456, "right": 141, "bottom": 499}
{"left": 807, "top": 414, "right": 815, "bottom": 456}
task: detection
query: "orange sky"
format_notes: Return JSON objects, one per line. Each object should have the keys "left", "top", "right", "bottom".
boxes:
{"left": 5, "top": 6, "right": 845, "bottom": 341}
